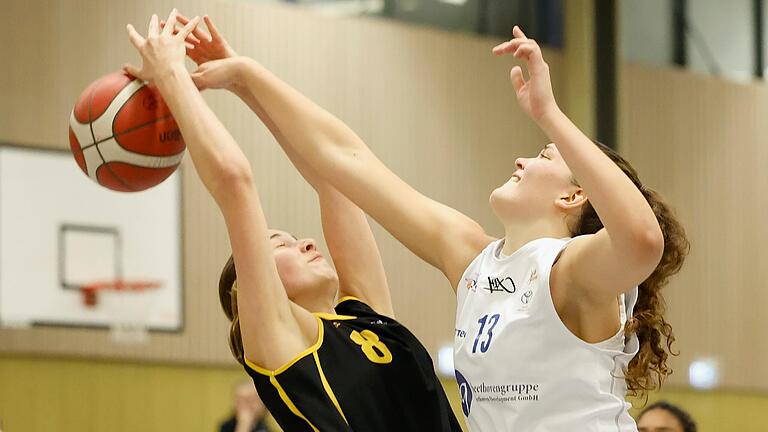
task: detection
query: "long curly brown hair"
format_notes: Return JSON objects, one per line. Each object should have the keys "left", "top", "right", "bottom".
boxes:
{"left": 571, "top": 141, "right": 690, "bottom": 399}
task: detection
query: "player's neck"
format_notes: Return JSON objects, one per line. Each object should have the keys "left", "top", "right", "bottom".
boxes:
{"left": 500, "top": 219, "right": 571, "bottom": 257}
{"left": 294, "top": 292, "right": 336, "bottom": 315}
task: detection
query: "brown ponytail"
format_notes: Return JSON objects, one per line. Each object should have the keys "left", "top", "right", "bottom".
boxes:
{"left": 219, "top": 255, "right": 245, "bottom": 366}
{"left": 572, "top": 141, "right": 690, "bottom": 399}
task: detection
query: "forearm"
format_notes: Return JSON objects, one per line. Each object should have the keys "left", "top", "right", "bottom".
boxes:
{"left": 225, "top": 58, "right": 488, "bottom": 281}
{"left": 155, "top": 65, "right": 252, "bottom": 198}
{"left": 537, "top": 109, "right": 662, "bottom": 246}
{"left": 235, "top": 82, "right": 363, "bottom": 230}
{"left": 232, "top": 70, "right": 392, "bottom": 311}
{"left": 231, "top": 79, "right": 330, "bottom": 192}
{"left": 231, "top": 58, "right": 365, "bottom": 175}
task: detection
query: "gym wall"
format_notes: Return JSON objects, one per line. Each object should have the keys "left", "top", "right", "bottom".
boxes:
{"left": 0, "top": 0, "right": 554, "bottom": 364}
{"left": 620, "top": 62, "right": 768, "bottom": 391}
{"left": 1, "top": 0, "right": 768, "bottom": 431}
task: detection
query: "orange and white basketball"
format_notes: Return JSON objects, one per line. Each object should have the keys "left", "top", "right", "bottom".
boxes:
{"left": 68, "top": 71, "right": 185, "bottom": 192}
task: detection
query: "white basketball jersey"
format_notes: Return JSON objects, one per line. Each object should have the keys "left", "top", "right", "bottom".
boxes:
{"left": 454, "top": 238, "right": 639, "bottom": 432}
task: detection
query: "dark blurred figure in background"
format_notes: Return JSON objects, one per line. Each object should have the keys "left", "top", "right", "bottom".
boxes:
{"left": 219, "top": 381, "right": 269, "bottom": 432}
{"left": 637, "top": 401, "right": 697, "bottom": 432}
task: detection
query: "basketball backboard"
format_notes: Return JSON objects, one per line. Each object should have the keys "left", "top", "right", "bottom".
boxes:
{"left": 0, "top": 145, "right": 183, "bottom": 332}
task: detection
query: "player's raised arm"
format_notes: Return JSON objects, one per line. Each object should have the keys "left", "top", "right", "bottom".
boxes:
{"left": 235, "top": 84, "right": 395, "bottom": 317}
{"left": 172, "top": 15, "right": 394, "bottom": 316}
{"left": 186, "top": 55, "right": 494, "bottom": 290}
{"left": 493, "top": 27, "right": 664, "bottom": 301}
{"left": 123, "top": 10, "right": 316, "bottom": 369}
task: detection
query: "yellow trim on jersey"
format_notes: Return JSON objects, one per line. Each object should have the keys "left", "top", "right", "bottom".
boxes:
{"left": 313, "top": 351, "right": 349, "bottom": 424}
{"left": 314, "top": 312, "right": 356, "bottom": 321}
{"left": 336, "top": 295, "right": 362, "bottom": 305}
{"left": 244, "top": 316, "right": 325, "bottom": 376}
{"left": 269, "top": 374, "right": 320, "bottom": 432}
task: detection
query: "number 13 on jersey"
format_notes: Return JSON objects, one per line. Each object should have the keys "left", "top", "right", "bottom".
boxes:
{"left": 472, "top": 313, "right": 501, "bottom": 353}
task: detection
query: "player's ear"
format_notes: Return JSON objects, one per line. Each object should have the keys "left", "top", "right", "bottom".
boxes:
{"left": 554, "top": 187, "right": 587, "bottom": 212}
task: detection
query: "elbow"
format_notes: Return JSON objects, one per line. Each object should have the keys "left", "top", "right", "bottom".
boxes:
{"left": 210, "top": 160, "right": 254, "bottom": 197}
{"left": 221, "top": 161, "right": 254, "bottom": 185}
{"left": 634, "top": 224, "right": 665, "bottom": 266}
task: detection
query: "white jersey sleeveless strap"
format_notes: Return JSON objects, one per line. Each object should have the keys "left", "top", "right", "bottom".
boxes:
{"left": 454, "top": 237, "right": 640, "bottom": 432}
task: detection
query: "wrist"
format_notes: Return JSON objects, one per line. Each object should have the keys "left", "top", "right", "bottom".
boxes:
{"left": 534, "top": 105, "right": 564, "bottom": 129}
{"left": 228, "top": 56, "right": 256, "bottom": 94}
{"left": 154, "top": 63, "right": 190, "bottom": 88}
{"left": 230, "top": 57, "right": 266, "bottom": 95}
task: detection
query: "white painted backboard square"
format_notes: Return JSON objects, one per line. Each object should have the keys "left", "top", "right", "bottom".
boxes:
{"left": 0, "top": 146, "right": 182, "bottom": 331}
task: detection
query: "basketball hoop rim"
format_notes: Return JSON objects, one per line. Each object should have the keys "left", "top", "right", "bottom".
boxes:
{"left": 78, "top": 280, "right": 162, "bottom": 307}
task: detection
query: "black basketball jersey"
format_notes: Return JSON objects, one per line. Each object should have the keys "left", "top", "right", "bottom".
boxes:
{"left": 243, "top": 297, "right": 461, "bottom": 432}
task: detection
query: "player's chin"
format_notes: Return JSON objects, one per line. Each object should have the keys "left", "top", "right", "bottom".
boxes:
{"left": 311, "top": 260, "right": 338, "bottom": 280}
{"left": 324, "top": 265, "right": 339, "bottom": 280}
{"left": 489, "top": 188, "right": 518, "bottom": 216}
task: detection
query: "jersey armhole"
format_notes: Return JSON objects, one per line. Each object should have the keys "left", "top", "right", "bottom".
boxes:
{"left": 334, "top": 296, "right": 374, "bottom": 317}
{"left": 337, "top": 295, "right": 362, "bottom": 305}
{"left": 244, "top": 316, "right": 325, "bottom": 377}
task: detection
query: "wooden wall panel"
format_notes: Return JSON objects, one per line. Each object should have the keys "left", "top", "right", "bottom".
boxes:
{"left": 620, "top": 63, "right": 768, "bottom": 390}
{"left": 0, "top": 0, "right": 556, "bottom": 365}
{"left": 1, "top": 0, "right": 766, "bottom": 401}
{"left": 0, "top": 354, "right": 470, "bottom": 432}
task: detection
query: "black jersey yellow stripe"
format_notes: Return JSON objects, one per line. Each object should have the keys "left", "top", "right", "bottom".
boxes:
{"left": 269, "top": 374, "right": 320, "bottom": 432}
{"left": 313, "top": 351, "right": 349, "bottom": 424}
{"left": 245, "top": 316, "right": 325, "bottom": 376}
{"left": 314, "top": 312, "right": 356, "bottom": 320}
{"left": 337, "top": 295, "right": 362, "bottom": 305}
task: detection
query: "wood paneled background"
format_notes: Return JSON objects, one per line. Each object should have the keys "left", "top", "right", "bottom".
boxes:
{"left": 620, "top": 63, "right": 768, "bottom": 390}
{"left": 0, "top": 0, "right": 555, "bottom": 365}
{"left": 2, "top": 2, "right": 768, "bottom": 431}
{"left": 0, "top": 0, "right": 768, "bottom": 418}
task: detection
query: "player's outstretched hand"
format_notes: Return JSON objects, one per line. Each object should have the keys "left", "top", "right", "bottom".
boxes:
{"left": 492, "top": 26, "right": 559, "bottom": 121}
{"left": 190, "top": 57, "right": 246, "bottom": 92}
{"left": 163, "top": 14, "right": 237, "bottom": 66}
{"left": 123, "top": 9, "right": 200, "bottom": 82}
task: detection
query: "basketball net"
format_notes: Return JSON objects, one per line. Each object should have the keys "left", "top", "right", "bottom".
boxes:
{"left": 79, "top": 280, "right": 162, "bottom": 345}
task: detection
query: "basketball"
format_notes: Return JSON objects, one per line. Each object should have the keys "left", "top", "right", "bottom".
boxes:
{"left": 68, "top": 71, "right": 185, "bottom": 192}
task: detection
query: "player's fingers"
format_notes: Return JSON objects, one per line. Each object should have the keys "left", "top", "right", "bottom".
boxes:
{"left": 161, "top": 19, "right": 200, "bottom": 43}
{"left": 163, "top": 8, "right": 178, "bottom": 36}
{"left": 514, "top": 44, "right": 534, "bottom": 60}
{"left": 148, "top": 14, "right": 159, "bottom": 36}
{"left": 494, "top": 38, "right": 532, "bottom": 56}
{"left": 179, "top": 14, "right": 211, "bottom": 42}
{"left": 492, "top": 40, "right": 513, "bottom": 55}
{"left": 517, "top": 40, "right": 545, "bottom": 65}
{"left": 122, "top": 63, "right": 144, "bottom": 80}
{"left": 204, "top": 15, "right": 222, "bottom": 42}
{"left": 177, "top": 16, "right": 201, "bottom": 41}
{"left": 512, "top": 25, "right": 527, "bottom": 39}
{"left": 187, "top": 32, "right": 200, "bottom": 44}
{"left": 126, "top": 24, "right": 145, "bottom": 49}
{"left": 190, "top": 72, "right": 208, "bottom": 91}
{"left": 510, "top": 66, "right": 526, "bottom": 92}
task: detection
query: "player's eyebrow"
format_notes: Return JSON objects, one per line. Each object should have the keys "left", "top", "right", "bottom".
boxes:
{"left": 270, "top": 232, "right": 298, "bottom": 241}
